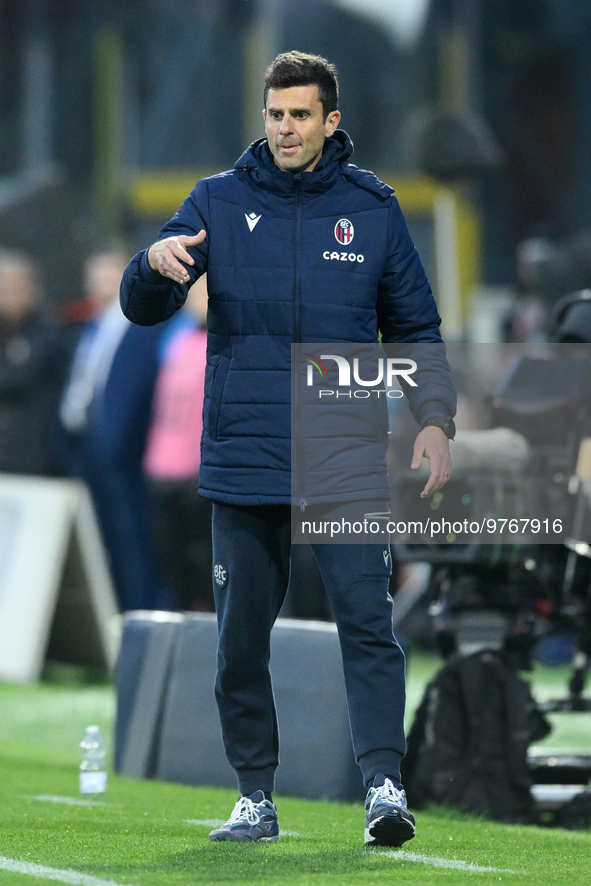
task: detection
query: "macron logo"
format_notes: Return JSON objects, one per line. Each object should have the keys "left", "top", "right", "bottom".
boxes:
{"left": 245, "top": 211, "right": 262, "bottom": 232}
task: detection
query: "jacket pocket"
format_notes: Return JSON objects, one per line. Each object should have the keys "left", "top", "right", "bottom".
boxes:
{"left": 208, "top": 355, "right": 230, "bottom": 442}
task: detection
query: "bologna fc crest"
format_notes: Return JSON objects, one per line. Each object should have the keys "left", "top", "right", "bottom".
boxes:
{"left": 214, "top": 563, "right": 228, "bottom": 588}
{"left": 334, "top": 218, "right": 354, "bottom": 245}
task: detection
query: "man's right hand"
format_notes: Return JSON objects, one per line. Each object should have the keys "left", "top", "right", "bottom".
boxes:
{"left": 147, "top": 231, "right": 207, "bottom": 285}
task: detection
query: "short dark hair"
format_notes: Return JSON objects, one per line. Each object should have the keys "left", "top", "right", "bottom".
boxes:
{"left": 264, "top": 51, "right": 339, "bottom": 120}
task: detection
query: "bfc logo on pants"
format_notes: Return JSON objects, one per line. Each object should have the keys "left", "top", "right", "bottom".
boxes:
{"left": 214, "top": 563, "right": 228, "bottom": 588}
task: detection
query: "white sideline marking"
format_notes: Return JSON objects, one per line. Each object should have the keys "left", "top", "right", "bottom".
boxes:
{"left": 378, "top": 850, "right": 519, "bottom": 874}
{"left": 32, "top": 795, "right": 105, "bottom": 807}
{"left": 0, "top": 856, "right": 136, "bottom": 886}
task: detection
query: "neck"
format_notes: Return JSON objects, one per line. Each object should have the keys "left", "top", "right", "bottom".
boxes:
{"left": 273, "top": 154, "right": 323, "bottom": 175}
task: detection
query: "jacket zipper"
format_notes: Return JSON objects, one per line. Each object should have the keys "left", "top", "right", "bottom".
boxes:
{"left": 293, "top": 178, "right": 307, "bottom": 511}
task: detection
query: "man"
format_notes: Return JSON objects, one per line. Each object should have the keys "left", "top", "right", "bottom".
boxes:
{"left": 59, "top": 250, "right": 173, "bottom": 611}
{"left": 121, "top": 51, "right": 456, "bottom": 846}
{"left": 0, "top": 249, "right": 68, "bottom": 475}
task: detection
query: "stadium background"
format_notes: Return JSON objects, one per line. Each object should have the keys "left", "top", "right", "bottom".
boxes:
{"left": 1, "top": 0, "right": 591, "bottom": 315}
{"left": 0, "top": 3, "right": 590, "bottom": 880}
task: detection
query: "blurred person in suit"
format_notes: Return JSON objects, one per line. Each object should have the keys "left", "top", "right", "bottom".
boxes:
{"left": 58, "top": 249, "right": 173, "bottom": 611}
{"left": 0, "top": 248, "right": 69, "bottom": 475}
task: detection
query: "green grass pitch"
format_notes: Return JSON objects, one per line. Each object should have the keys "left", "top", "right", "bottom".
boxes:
{"left": 0, "top": 653, "right": 589, "bottom": 886}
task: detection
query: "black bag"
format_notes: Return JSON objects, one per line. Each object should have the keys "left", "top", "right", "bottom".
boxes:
{"left": 402, "top": 650, "right": 551, "bottom": 823}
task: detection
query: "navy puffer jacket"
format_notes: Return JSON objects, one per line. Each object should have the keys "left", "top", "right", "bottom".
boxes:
{"left": 120, "top": 131, "right": 456, "bottom": 505}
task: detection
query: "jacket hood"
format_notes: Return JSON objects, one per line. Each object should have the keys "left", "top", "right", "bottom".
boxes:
{"left": 234, "top": 129, "right": 393, "bottom": 200}
{"left": 234, "top": 129, "right": 354, "bottom": 195}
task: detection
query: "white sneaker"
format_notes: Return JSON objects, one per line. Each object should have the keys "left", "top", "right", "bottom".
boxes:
{"left": 209, "top": 791, "right": 280, "bottom": 842}
{"left": 364, "top": 774, "right": 416, "bottom": 847}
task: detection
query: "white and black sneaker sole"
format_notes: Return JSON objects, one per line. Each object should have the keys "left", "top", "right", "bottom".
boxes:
{"left": 365, "top": 813, "right": 416, "bottom": 847}
{"left": 209, "top": 831, "right": 280, "bottom": 842}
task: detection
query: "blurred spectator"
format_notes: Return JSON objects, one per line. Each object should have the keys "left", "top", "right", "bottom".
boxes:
{"left": 143, "top": 276, "right": 214, "bottom": 611}
{"left": 552, "top": 289, "right": 591, "bottom": 344}
{"left": 505, "top": 239, "right": 550, "bottom": 342}
{"left": 508, "top": 231, "right": 591, "bottom": 342}
{"left": 0, "top": 248, "right": 68, "bottom": 475}
{"left": 57, "top": 250, "right": 173, "bottom": 612}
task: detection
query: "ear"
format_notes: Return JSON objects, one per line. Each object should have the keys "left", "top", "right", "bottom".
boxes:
{"left": 325, "top": 109, "right": 341, "bottom": 137}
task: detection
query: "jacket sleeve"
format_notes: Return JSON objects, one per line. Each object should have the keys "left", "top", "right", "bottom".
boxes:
{"left": 377, "top": 196, "right": 457, "bottom": 425}
{"left": 120, "top": 179, "right": 210, "bottom": 326}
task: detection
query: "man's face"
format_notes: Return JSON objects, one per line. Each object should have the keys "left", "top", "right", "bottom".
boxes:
{"left": 84, "top": 253, "right": 128, "bottom": 314}
{"left": 264, "top": 85, "right": 340, "bottom": 174}
{"left": 0, "top": 262, "right": 36, "bottom": 325}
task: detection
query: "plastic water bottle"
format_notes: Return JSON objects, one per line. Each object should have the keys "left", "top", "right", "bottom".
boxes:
{"left": 79, "top": 725, "right": 107, "bottom": 795}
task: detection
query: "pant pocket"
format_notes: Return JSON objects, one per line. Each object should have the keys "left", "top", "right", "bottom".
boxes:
{"left": 361, "top": 512, "right": 392, "bottom": 576}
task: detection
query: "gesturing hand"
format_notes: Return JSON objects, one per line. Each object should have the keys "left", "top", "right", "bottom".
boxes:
{"left": 147, "top": 231, "right": 207, "bottom": 284}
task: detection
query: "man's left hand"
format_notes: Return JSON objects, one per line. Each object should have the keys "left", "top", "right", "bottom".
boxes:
{"left": 410, "top": 426, "right": 452, "bottom": 498}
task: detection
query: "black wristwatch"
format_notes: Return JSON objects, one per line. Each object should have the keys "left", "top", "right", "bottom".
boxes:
{"left": 421, "top": 416, "right": 456, "bottom": 440}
